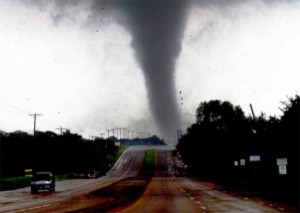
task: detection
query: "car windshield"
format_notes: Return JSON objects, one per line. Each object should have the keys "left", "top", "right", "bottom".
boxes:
{"left": 33, "top": 174, "right": 51, "bottom": 181}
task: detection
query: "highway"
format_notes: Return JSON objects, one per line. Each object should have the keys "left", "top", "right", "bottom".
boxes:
{"left": 0, "top": 146, "right": 286, "bottom": 212}
{"left": 0, "top": 146, "right": 146, "bottom": 212}
{"left": 115, "top": 147, "right": 280, "bottom": 213}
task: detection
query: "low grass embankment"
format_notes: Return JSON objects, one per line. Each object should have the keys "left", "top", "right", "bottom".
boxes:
{"left": 116, "top": 146, "right": 128, "bottom": 160}
{"left": 143, "top": 148, "right": 155, "bottom": 177}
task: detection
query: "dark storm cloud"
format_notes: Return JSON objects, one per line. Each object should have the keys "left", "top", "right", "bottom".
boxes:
{"left": 18, "top": 0, "right": 296, "bottom": 141}
{"left": 26, "top": 0, "right": 192, "bottom": 139}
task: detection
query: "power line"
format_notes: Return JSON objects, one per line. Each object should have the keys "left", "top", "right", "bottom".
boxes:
{"left": 0, "top": 96, "right": 30, "bottom": 114}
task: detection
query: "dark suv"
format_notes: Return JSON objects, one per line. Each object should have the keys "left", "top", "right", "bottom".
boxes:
{"left": 31, "top": 172, "right": 55, "bottom": 193}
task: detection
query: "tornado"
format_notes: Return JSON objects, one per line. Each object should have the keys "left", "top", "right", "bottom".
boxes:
{"left": 23, "top": 0, "right": 191, "bottom": 140}
{"left": 106, "top": 1, "right": 191, "bottom": 139}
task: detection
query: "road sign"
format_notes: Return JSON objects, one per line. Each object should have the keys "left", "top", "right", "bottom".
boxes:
{"left": 25, "top": 169, "right": 32, "bottom": 177}
{"left": 277, "top": 158, "right": 287, "bottom": 166}
{"left": 278, "top": 165, "right": 287, "bottom": 175}
{"left": 249, "top": 155, "right": 261, "bottom": 162}
{"left": 234, "top": 161, "right": 238, "bottom": 166}
{"left": 240, "top": 159, "right": 246, "bottom": 166}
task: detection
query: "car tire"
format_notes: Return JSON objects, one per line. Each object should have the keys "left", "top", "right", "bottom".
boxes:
{"left": 31, "top": 188, "right": 37, "bottom": 194}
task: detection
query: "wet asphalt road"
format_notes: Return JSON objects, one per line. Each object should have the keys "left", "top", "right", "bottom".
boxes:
{"left": 0, "top": 146, "right": 146, "bottom": 212}
{"left": 115, "top": 147, "right": 280, "bottom": 213}
{"left": 0, "top": 146, "right": 285, "bottom": 212}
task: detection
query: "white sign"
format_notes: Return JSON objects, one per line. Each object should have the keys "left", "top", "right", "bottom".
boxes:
{"left": 240, "top": 159, "right": 246, "bottom": 166}
{"left": 278, "top": 165, "right": 287, "bottom": 175}
{"left": 250, "top": 155, "right": 261, "bottom": 162}
{"left": 234, "top": 161, "right": 238, "bottom": 166}
{"left": 277, "top": 158, "right": 288, "bottom": 166}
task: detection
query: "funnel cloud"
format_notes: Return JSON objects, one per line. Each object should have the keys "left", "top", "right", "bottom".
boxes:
{"left": 85, "top": 0, "right": 191, "bottom": 139}
{"left": 106, "top": 1, "right": 190, "bottom": 139}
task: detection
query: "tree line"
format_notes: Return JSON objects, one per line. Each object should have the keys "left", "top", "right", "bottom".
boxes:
{"left": 177, "top": 95, "right": 299, "bottom": 203}
{"left": 0, "top": 130, "right": 118, "bottom": 178}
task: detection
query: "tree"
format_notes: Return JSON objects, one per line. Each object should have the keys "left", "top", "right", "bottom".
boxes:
{"left": 178, "top": 100, "right": 250, "bottom": 179}
{"left": 196, "top": 100, "right": 247, "bottom": 133}
{"left": 280, "top": 95, "right": 300, "bottom": 138}
{"left": 177, "top": 96, "right": 300, "bottom": 204}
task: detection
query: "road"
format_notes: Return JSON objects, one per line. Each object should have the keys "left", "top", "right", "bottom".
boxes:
{"left": 0, "top": 146, "right": 288, "bottom": 212}
{"left": 114, "top": 147, "right": 281, "bottom": 213}
{"left": 0, "top": 146, "right": 146, "bottom": 212}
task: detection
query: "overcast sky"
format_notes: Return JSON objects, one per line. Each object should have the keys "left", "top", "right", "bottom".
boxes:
{"left": 0, "top": 0, "right": 300, "bottom": 141}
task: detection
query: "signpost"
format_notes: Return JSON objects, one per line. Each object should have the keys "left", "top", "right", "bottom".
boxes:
{"left": 250, "top": 155, "right": 261, "bottom": 162}
{"left": 276, "top": 158, "right": 288, "bottom": 175}
{"left": 240, "top": 159, "right": 246, "bottom": 166}
{"left": 25, "top": 169, "right": 33, "bottom": 177}
{"left": 277, "top": 158, "right": 287, "bottom": 166}
{"left": 278, "top": 165, "right": 287, "bottom": 175}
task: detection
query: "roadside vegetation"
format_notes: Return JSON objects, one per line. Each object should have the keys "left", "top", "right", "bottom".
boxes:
{"left": 0, "top": 176, "right": 31, "bottom": 191}
{"left": 144, "top": 149, "right": 155, "bottom": 167}
{"left": 0, "top": 130, "right": 127, "bottom": 191}
{"left": 177, "top": 95, "right": 299, "bottom": 205}
{"left": 143, "top": 149, "right": 155, "bottom": 176}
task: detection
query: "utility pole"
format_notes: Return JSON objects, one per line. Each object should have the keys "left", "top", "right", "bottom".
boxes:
{"left": 118, "top": 128, "right": 121, "bottom": 140}
{"left": 56, "top": 126, "right": 67, "bottom": 135}
{"left": 249, "top": 104, "right": 257, "bottom": 134}
{"left": 177, "top": 129, "right": 182, "bottom": 142}
{"left": 100, "top": 132, "right": 106, "bottom": 138}
{"left": 118, "top": 128, "right": 121, "bottom": 139}
{"left": 249, "top": 104, "right": 256, "bottom": 120}
{"left": 122, "top": 128, "right": 125, "bottom": 139}
{"left": 89, "top": 135, "right": 96, "bottom": 141}
{"left": 29, "top": 113, "right": 42, "bottom": 136}
{"left": 124, "top": 128, "right": 129, "bottom": 139}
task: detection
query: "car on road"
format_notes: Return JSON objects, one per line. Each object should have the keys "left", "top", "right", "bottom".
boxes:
{"left": 31, "top": 172, "right": 55, "bottom": 193}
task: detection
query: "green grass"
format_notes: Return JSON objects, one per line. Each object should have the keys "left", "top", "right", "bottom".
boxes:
{"left": 144, "top": 148, "right": 155, "bottom": 168}
{"left": 0, "top": 176, "right": 31, "bottom": 191}
{"left": 116, "top": 145, "right": 128, "bottom": 160}
{"left": 103, "top": 145, "right": 128, "bottom": 174}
